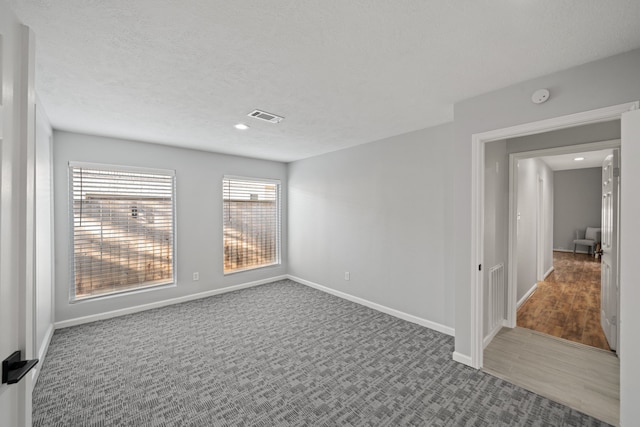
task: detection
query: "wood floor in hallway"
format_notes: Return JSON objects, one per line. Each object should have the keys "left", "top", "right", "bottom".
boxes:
{"left": 517, "top": 251, "right": 611, "bottom": 351}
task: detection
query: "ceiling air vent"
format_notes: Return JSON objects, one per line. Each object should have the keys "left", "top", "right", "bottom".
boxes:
{"left": 248, "top": 109, "right": 284, "bottom": 124}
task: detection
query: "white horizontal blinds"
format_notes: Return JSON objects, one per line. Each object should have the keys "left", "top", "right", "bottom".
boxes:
{"left": 223, "top": 177, "right": 280, "bottom": 273}
{"left": 70, "top": 164, "right": 175, "bottom": 300}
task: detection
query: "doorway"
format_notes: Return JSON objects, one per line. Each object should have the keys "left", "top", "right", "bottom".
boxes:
{"left": 471, "top": 104, "right": 640, "bottom": 426}
{"left": 476, "top": 116, "right": 628, "bottom": 425}
{"left": 511, "top": 144, "right": 618, "bottom": 352}
{"left": 469, "top": 101, "right": 638, "bottom": 368}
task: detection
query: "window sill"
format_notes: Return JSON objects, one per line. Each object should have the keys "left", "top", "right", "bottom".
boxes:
{"left": 223, "top": 262, "right": 281, "bottom": 276}
{"left": 70, "top": 281, "right": 176, "bottom": 304}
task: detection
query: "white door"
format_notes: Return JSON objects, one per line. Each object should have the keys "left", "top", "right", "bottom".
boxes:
{"left": 1, "top": 13, "right": 37, "bottom": 426}
{"left": 0, "top": 28, "right": 20, "bottom": 426}
{"left": 0, "top": 39, "right": 20, "bottom": 427}
{"left": 601, "top": 149, "right": 619, "bottom": 351}
{"left": 0, "top": 116, "right": 20, "bottom": 426}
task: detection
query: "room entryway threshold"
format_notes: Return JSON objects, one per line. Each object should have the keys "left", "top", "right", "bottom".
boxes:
{"left": 523, "top": 326, "right": 615, "bottom": 355}
{"left": 483, "top": 327, "right": 619, "bottom": 426}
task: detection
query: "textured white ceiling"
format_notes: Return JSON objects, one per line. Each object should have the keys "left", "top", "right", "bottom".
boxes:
{"left": 8, "top": 1, "right": 640, "bottom": 162}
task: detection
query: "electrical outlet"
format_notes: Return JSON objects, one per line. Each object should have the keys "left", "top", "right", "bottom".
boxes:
{"left": 344, "top": 272, "right": 350, "bottom": 281}
{"left": 193, "top": 272, "right": 199, "bottom": 281}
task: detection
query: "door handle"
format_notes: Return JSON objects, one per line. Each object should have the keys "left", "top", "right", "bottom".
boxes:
{"left": 2, "top": 351, "right": 38, "bottom": 385}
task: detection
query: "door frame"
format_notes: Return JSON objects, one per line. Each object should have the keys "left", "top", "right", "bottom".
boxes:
{"left": 469, "top": 100, "right": 638, "bottom": 369}
{"left": 536, "top": 173, "right": 544, "bottom": 282}
{"left": 600, "top": 148, "right": 621, "bottom": 351}
{"left": 508, "top": 140, "right": 620, "bottom": 326}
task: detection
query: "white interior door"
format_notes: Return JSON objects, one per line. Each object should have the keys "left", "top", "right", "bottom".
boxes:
{"left": 601, "top": 149, "right": 619, "bottom": 351}
{"left": 0, "top": 28, "right": 19, "bottom": 425}
{"left": 0, "top": 116, "right": 20, "bottom": 427}
{"left": 0, "top": 17, "right": 37, "bottom": 426}
{"left": 0, "top": 37, "right": 20, "bottom": 427}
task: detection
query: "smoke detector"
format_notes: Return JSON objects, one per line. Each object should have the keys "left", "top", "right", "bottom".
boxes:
{"left": 531, "top": 89, "right": 550, "bottom": 104}
{"left": 248, "top": 109, "right": 284, "bottom": 124}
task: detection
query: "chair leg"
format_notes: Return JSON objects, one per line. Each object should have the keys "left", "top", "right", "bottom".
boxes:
{"left": 573, "top": 243, "right": 576, "bottom": 254}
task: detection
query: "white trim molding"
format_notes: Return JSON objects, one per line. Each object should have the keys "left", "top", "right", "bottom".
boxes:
{"left": 37, "top": 324, "right": 54, "bottom": 362}
{"left": 452, "top": 352, "right": 473, "bottom": 366}
{"left": 55, "top": 275, "right": 287, "bottom": 329}
{"left": 544, "top": 266, "right": 555, "bottom": 280}
{"left": 517, "top": 283, "right": 538, "bottom": 309}
{"left": 554, "top": 248, "right": 591, "bottom": 255}
{"left": 473, "top": 102, "right": 639, "bottom": 145}
{"left": 289, "top": 275, "right": 455, "bottom": 337}
{"left": 31, "top": 323, "right": 55, "bottom": 386}
{"left": 483, "top": 320, "right": 508, "bottom": 349}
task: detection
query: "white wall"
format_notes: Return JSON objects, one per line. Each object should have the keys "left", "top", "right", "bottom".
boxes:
{"left": 620, "top": 108, "right": 640, "bottom": 426}
{"left": 553, "top": 168, "right": 602, "bottom": 251}
{"left": 483, "top": 140, "right": 508, "bottom": 336}
{"left": 452, "top": 48, "right": 640, "bottom": 425}
{"left": 34, "top": 100, "right": 54, "bottom": 369}
{"left": 52, "top": 131, "right": 288, "bottom": 323}
{"left": 288, "top": 124, "right": 455, "bottom": 332}
{"left": 516, "top": 159, "right": 553, "bottom": 301}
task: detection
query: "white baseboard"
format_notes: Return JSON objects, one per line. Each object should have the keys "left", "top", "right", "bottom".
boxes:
{"left": 287, "top": 275, "right": 455, "bottom": 337}
{"left": 55, "top": 275, "right": 288, "bottom": 329}
{"left": 543, "top": 266, "right": 554, "bottom": 280}
{"left": 452, "top": 351, "right": 473, "bottom": 367}
{"left": 554, "top": 248, "right": 590, "bottom": 254}
{"left": 517, "top": 283, "right": 538, "bottom": 309}
{"left": 32, "top": 323, "right": 54, "bottom": 386}
{"left": 483, "top": 320, "right": 508, "bottom": 349}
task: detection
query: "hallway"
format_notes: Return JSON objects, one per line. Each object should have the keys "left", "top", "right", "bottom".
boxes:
{"left": 517, "top": 251, "right": 611, "bottom": 351}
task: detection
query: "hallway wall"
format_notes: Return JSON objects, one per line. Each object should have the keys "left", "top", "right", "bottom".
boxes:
{"left": 483, "top": 140, "right": 508, "bottom": 337}
{"left": 516, "top": 158, "right": 554, "bottom": 302}
{"left": 553, "top": 167, "right": 602, "bottom": 251}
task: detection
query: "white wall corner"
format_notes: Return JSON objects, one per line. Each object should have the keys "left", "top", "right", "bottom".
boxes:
{"left": 288, "top": 275, "right": 455, "bottom": 337}
{"left": 543, "top": 266, "right": 554, "bottom": 280}
{"left": 32, "top": 323, "right": 55, "bottom": 386}
{"left": 452, "top": 351, "right": 473, "bottom": 367}
{"left": 54, "top": 275, "right": 288, "bottom": 329}
{"left": 483, "top": 320, "right": 508, "bottom": 349}
{"left": 517, "top": 283, "right": 538, "bottom": 309}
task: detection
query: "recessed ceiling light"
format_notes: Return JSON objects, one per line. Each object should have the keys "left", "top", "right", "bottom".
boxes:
{"left": 574, "top": 157, "right": 585, "bottom": 161}
{"left": 234, "top": 123, "right": 249, "bottom": 130}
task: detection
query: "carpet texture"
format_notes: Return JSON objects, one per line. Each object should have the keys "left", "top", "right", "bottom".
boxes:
{"left": 33, "top": 280, "right": 611, "bottom": 426}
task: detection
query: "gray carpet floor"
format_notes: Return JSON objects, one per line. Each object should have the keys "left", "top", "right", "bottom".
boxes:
{"left": 33, "top": 280, "right": 610, "bottom": 426}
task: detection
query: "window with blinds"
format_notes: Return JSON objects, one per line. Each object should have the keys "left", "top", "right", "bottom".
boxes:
{"left": 223, "top": 177, "right": 281, "bottom": 274}
{"left": 69, "top": 162, "right": 176, "bottom": 301}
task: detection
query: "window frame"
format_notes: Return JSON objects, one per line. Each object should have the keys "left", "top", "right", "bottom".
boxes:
{"left": 222, "top": 175, "right": 281, "bottom": 275}
{"left": 68, "top": 161, "right": 177, "bottom": 302}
